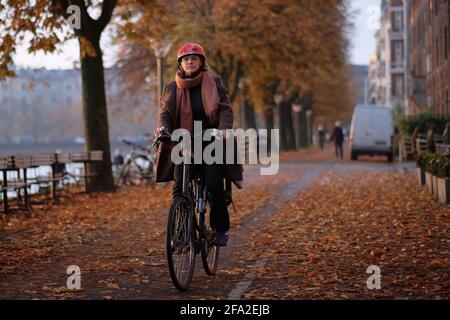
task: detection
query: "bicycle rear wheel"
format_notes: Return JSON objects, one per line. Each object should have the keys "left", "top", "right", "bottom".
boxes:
{"left": 116, "top": 162, "right": 142, "bottom": 186}
{"left": 133, "top": 155, "right": 154, "bottom": 185}
{"left": 201, "top": 200, "right": 220, "bottom": 276}
{"left": 167, "top": 196, "right": 196, "bottom": 291}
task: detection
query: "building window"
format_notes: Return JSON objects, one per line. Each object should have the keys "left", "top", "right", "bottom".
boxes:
{"left": 427, "top": 49, "right": 432, "bottom": 72}
{"left": 428, "top": 0, "right": 432, "bottom": 24}
{"left": 396, "top": 11, "right": 402, "bottom": 30}
{"left": 445, "top": 27, "right": 448, "bottom": 60}
{"left": 445, "top": 89, "right": 449, "bottom": 117}
{"left": 394, "top": 41, "right": 403, "bottom": 65}
{"left": 436, "top": 37, "right": 439, "bottom": 65}
{"left": 397, "top": 76, "right": 404, "bottom": 97}
{"left": 392, "top": 11, "right": 403, "bottom": 31}
{"left": 379, "top": 62, "right": 386, "bottom": 77}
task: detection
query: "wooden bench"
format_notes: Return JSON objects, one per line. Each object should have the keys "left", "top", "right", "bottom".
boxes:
{"left": 0, "top": 156, "right": 13, "bottom": 214}
{"left": 31, "top": 153, "right": 70, "bottom": 200}
{"left": 0, "top": 155, "right": 34, "bottom": 213}
{"left": 68, "top": 151, "right": 104, "bottom": 193}
{"left": 399, "top": 135, "right": 414, "bottom": 161}
{"left": 415, "top": 133, "right": 429, "bottom": 155}
{"left": 434, "top": 134, "right": 444, "bottom": 146}
{"left": 12, "top": 155, "right": 34, "bottom": 210}
{"left": 1, "top": 150, "right": 105, "bottom": 214}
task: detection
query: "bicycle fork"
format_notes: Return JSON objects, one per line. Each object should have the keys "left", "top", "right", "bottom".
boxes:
{"left": 195, "top": 178, "right": 207, "bottom": 253}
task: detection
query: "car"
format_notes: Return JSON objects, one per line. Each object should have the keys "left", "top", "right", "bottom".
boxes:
{"left": 349, "top": 104, "right": 394, "bottom": 162}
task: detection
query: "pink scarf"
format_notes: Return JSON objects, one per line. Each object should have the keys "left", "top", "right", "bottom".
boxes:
{"left": 175, "top": 70, "right": 220, "bottom": 133}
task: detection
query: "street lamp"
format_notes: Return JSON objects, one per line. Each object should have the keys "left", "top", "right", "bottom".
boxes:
{"left": 148, "top": 36, "right": 175, "bottom": 97}
{"left": 274, "top": 93, "right": 285, "bottom": 150}
{"left": 274, "top": 93, "right": 283, "bottom": 106}
{"left": 306, "top": 109, "right": 313, "bottom": 146}
{"left": 291, "top": 102, "right": 302, "bottom": 149}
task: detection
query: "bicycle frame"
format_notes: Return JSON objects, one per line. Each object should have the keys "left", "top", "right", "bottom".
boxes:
{"left": 179, "top": 139, "right": 208, "bottom": 249}
{"left": 155, "top": 129, "right": 221, "bottom": 290}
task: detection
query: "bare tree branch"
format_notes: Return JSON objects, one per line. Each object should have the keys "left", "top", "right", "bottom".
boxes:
{"left": 96, "top": 0, "right": 118, "bottom": 33}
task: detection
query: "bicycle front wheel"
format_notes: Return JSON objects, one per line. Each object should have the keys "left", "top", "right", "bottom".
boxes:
{"left": 167, "top": 196, "right": 196, "bottom": 291}
{"left": 201, "top": 200, "right": 220, "bottom": 276}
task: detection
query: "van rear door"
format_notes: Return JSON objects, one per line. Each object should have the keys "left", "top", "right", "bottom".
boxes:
{"left": 354, "top": 108, "right": 373, "bottom": 147}
{"left": 372, "top": 108, "right": 393, "bottom": 147}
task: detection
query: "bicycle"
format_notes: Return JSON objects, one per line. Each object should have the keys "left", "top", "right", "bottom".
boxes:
{"left": 115, "top": 139, "right": 157, "bottom": 187}
{"left": 152, "top": 128, "right": 222, "bottom": 291}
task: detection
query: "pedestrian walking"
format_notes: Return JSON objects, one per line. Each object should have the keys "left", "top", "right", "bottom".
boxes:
{"left": 318, "top": 125, "right": 325, "bottom": 150}
{"left": 330, "top": 121, "right": 344, "bottom": 160}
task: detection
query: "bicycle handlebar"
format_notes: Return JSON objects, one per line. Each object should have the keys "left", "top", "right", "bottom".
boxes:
{"left": 151, "top": 128, "right": 223, "bottom": 150}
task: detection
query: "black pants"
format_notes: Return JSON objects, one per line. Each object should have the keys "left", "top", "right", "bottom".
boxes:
{"left": 173, "top": 163, "right": 230, "bottom": 233}
{"left": 335, "top": 143, "right": 343, "bottom": 159}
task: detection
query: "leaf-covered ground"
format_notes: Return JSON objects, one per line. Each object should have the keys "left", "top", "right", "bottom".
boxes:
{"left": 0, "top": 166, "right": 291, "bottom": 299}
{"left": 243, "top": 171, "right": 449, "bottom": 299}
{"left": 0, "top": 146, "right": 448, "bottom": 299}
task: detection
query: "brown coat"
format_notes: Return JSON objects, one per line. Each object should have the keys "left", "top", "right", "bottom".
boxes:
{"left": 155, "top": 76, "right": 243, "bottom": 183}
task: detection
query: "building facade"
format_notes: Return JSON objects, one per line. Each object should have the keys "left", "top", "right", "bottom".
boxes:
{"left": 350, "top": 65, "right": 369, "bottom": 105}
{"left": 0, "top": 68, "right": 156, "bottom": 144}
{"left": 407, "top": 0, "right": 428, "bottom": 114}
{"left": 369, "top": 0, "right": 409, "bottom": 113}
{"left": 427, "top": 0, "right": 449, "bottom": 115}
{"left": 407, "top": 0, "right": 449, "bottom": 116}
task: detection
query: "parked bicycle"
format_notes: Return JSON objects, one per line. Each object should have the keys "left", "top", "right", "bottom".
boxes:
{"left": 152, "top": 128, "right": 222, "bottom": 291}
{"left": 115, "top": 139, "right": 157, "bottom": 187}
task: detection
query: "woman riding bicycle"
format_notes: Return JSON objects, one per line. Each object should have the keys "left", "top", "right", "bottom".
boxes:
{"left": 154, "top": 43, "right": 243, "bottom": 246}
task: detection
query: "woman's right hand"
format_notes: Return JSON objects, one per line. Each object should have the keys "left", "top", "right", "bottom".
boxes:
{"left": 154, "top": 127, "right": 170, "bottom": 140}
{"left": 154, "top": 127, "right": 166, "bottom": 138}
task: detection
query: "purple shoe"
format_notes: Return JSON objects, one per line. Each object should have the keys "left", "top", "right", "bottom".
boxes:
{"left": 215, "top": 232, "right": 229, "bottom": 246}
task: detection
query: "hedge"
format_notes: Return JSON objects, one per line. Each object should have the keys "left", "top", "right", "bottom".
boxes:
{"left": 417, "top": 152, "right": 450, "bottom": 178}
{"left": 398, "top": 112, "right": 450, "bottom": 135}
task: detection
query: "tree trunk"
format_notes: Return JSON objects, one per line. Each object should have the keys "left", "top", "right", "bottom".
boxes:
{"left": 293, "top": 110, "right": 301, "bottom": 149}
{"left": 80, "top": 36, "right": 114, "bottom": 192}
{"left": 265, "top": 108, "right": 274, "bottom": 155}
{"left": 276, "top": 103, "right": 287, "bottom": 151}
{"left": 299, "top": 110, "right": 308, "bottom": 148}
{"left": 283, "top": 102, "right": 296, "bottom": 150}
{"left": 246, "top": 101, "right": 257, "bottom": 129}
{"left": 241, "top": 99, "right": 256, "bottom": 130}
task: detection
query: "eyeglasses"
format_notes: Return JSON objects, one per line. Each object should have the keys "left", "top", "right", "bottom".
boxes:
{"left": 181, "top": 55, "right": 200, "bottom": 62}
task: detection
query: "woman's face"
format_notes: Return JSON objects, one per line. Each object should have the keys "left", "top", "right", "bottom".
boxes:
{"left": 180, "top": 55, "right": 202, "bottom": 75}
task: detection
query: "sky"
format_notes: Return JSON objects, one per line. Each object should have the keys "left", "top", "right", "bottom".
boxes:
{"left": 13, "top": 0, "right": 381, "bottom": 69}
{"left": 349, "top": 0, "right": 381, "bottom": 65}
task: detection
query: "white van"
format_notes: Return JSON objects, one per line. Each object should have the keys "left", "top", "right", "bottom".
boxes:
{"left": 349, "top": 105, "right": 394, "bottom": 162}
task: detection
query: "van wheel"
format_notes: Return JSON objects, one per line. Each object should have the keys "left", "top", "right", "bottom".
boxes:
{"left": 351, "top": 151, "right": 358, "bottom": 161}
{"left": 387, "top": 153, "right": 393, "bottom": 162}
